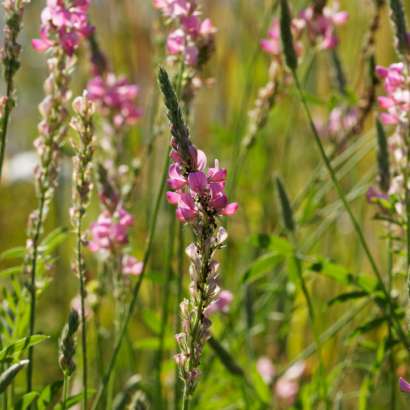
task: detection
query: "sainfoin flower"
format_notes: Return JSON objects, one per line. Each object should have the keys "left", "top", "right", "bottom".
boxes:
{"left": 122, "top": 255, "right": 143, "bottom": 275}
{"left": 32, "top": 0, "right": 94, "bottom": 56}
{"left": 204, "top": 290, "right": 233, "bottom": 316}
{"left": 257, "top": 357, "right": 275, "bottom": 385}
{"left": 87, "top": 73, "right": 142, "bottom": 127}
{"left": 399, "top": 377, "right": 410, "bottom": 393}
{"left": 88, "top": 206, "right": 135, "bottom": 253}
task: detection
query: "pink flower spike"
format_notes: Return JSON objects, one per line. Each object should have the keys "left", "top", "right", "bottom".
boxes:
{"left": 200, "top": 18, "right": 215, "bottom": 35}
{"left": 32, "top": 38, "right": 53, "bottom": 52}
{"left": 153, "top": 0, "right": 168, "bottom": 8}
{"left": 380, "top": 112, "right": 399, "bottom": 125}
{"left": 375, "top": 65, "right": 388, "bottom": 78}
{"left": 188, "top": 172, "right": 208, "bottom": 194}
{"left": 260, "top": 39, "right": 281, "bottom": 54}
{"left": 118, "top": 208, "right": 135, "bottom": 227}
{"left": 399, "top": 377, "right": 410, "bottom": 393}
{"left": 52, "top": 8, "right": 72, "bottom": 28}
{"left": 185, "top": 44, "right": 199, "bottom": 66}
{"left": 196, "top": 149, "right": 207, "bottom": 171}
{"left": 209, "top": 167, "right": 227, "bottom": 182}
{"left": 167, "top": 29, "right": 185, "bottom": 55}
{"left": 218, "top": 203, "right": 238, "bottom": 216}
{"left": 88, "top": 241, "right": 101, "bottom": 253}
{"left": 268, "top": 18, "right": 280, "bottom": 39}
{"left": 276, "top": 378, "right": 299, "bottom": 400}
{"left": 209, "top": 183, "right": 228, "bottom": 208}
{"left": 167, "top": 163, "right": 188, "bottom": 190}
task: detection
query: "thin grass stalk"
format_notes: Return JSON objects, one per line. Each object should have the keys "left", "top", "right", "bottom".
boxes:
{"left": 157, "top": 207, "right": 176, "bottom": 409}
{"left": 0, "top": 81, "right": 12, "bottom": 184}
{"left": 62, "top": 371, "right": 69, "bottom": 410}
{"left": 290, "top": 232, "right": 329, "bottom": 409}
{"left": 91, "top": 147, "right": 170, "bottom": 410}
{"left": 387, "top": 225, "right": 395, "bottom": 408}
{"left": 290, "top": 69, "right": 410, "bottom": 353}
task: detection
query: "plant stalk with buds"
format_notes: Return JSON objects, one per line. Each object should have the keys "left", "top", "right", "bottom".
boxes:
{"left": 0, "top": 0, "right": 29, "bottom": 184}
{"left": 69, "top": 91, "right": 96, "bottom": 410}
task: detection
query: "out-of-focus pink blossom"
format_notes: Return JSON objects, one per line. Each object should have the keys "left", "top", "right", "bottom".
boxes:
{"left": 88, "top": 207, "right": 135, "bottom": 252}
{"left": 71, "top": 295, "right": 91, "bottom": 318}
{"left": 122, "top": 255, "right": 143, "bottom": 275}
{"left": 32, "top": 0, "right": 94, "bottom": 56}
{"left": 399, "top": 377, "right": 410, "bottom": 393}
{"left": 366, "top": 186, "right": 390, "bottom": 213}
{"left": 275, "top": 361, "right": 306, "bottom": 404}
{"left": 87, "top": 73, "right": 142, "bottom": 127}
{"left": 257, "top": 357, "right": 275, "bottom": 385}
{"left": 205, "top": 290, "right": 233, "bottom": 316}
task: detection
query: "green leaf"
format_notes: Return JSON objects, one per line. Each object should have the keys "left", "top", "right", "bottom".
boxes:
{"left": 241, "top": 252, "right": 285, "bottom": 283}
{"left": 0, "top": 335, "right": 49, "bottom": 360}
{"left": 0, "top": 360, "right": 29, "bottom": 394}
{"left": 355, "top": 275, "right": 380, "bottom": 294}
{"left": 40, "top": 227, "right": 68, "bottom": 255}
{"left": 0, "top": 247, "right": 25, "bottom": 261}
{"left": 12, "top": 392, "right": 39, "bottom": 410}
{"left": 309, "top": 261, "right": 353, "bottom": 286}
{"left": 247, "top": 234, "right": 293, "bottom": 255}
{"left": 37, "top": 380, "right": 64, "bottom": 410}
{"left": 326, "top": 292, "right": 367, "bottom": 308}
{"left": 0, "top": 266, "right": 22, "bottom": 279}
{"left": 287, "top": 256, "right": 300, "bottom": 286}
{"left": 251, "top": 362, "right": 271, "bottom": 403}
{"left": 347, "top": 317, "right": 386, "bottom": 339}
{"left": 133, "top": 337, "right": 175, "bottom": 351}
{"left": 53, "top": 390, "right": 95, "bottom": 409}
{"left": 140, "top": 310, "right": 162, "bottom": 335}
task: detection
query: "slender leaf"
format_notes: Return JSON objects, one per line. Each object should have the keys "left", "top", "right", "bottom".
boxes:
{"left": 247, "top": 234, "right": 293, "bottom": 255}
{"left": 0, "top": 266, "right": 22, "bottom": 279}
{"left": 37, "top": 380, "right": 64, "bottom": 410}
{"left": 0, "top": 247, "right": 25, "bottom": 261}
{"left": 0, "top": 335, "right": 49, "bottom": 360}
{"left": 53, "top": 390, "right": 95, "bottom": 409}
{"left": 347, "top": 317, "right": 386, "bottom": 339}
{"left": 309, "top": 261, "right": 353, "bottom": 286}
{"left": 326, "top": 292, "right": 367, "bottom": 308}
{"left": 12, "top": 392, "right": 39, "bottom": 410}
{"left": 241, "top": 252, "right": 285, "bottom": 283}
{"left": 0, "top": 360, "right": 29, "bottom": 394}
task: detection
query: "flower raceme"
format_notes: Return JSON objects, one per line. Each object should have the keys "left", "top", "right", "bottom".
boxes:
{"left": 87, "top": 73, "right": 142, "bottom": 128}
{"left": 153, "top": 0, "right": 216, "bottom": 68}
{"left": 32, "top": 0, "right": 94, "bottom": 56}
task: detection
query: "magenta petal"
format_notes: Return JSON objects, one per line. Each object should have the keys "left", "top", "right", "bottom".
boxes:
{"left": 180, "top": 207, "right": 198, "bottom": 220}
{"left": 188, "top": 172, "right": 208, "bottom": 194}
{"left": 210, "top": 195, "right": 228, "bottom": 209}
{"left": 179, "top": 193, "right": 196, "bottom": 212}
{"left": 332, "top": 11, "right": 349, "bottom": 25}
{"left": 167, "top": 191, "right": 181, "bottom": 205}
{"left": 209, "top": 168, "right": 227, "bottom": 182}
{"left": 399, "top": 377, "right": 410, "bottom": 393}
{"left": 32, "top": 39, "right": 52, "bottom": 52}
{"left": 218, "top": 203, "right": 238, "bottom": 216}
{"left": 88, "top": 241, "right": 101, "bottom": 253}
{"left": 176, "top": 209, "right": 187, "bottom": 223}
{"left": 378, "top": 96, "right": 396, "bottom": 109}
{"left": 169, "top": 163, "right": 185, "bottom": 180}
{"left": 196, "top": 149, "right": 207, "bottom": 171}
{"left": 380, "top": 113, "right": 399, "bottom": 125}
{"left": 167, "top": 178, "right": 188, "bottom": 190}
{"left": 375, "top": 65, "right": 388, "bottom": 78}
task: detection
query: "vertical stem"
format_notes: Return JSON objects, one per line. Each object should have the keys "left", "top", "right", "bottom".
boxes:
{"left": 157, "top": 206, "right": 176, "bottom": 409}
{"left": 291, "top": 68, "right": 410, "bottom": 353}
{"left": 182, "top": 396, "right": 190, "bottom": 410}
{"left": 0, "top": 81, "right": 11, "bottom": 185}
{"left": 387, "top": 225, "right": 395, "bottom": 410}
{"left": 174, "top": 224, "right": 184, "bottom": 410}
{"left": 27, "top": 193, "right": 45, "bottom": 395}
{"left": 77, "top": 216, "right": 88, "bottom": 409}
{"left": 62, "top": 371, "right": 69, "bottom": 410}
{"left": 91, "top": 148, "right": 170, "bottom": 410}
{"left": 290, "top": 232, "right": 329, "bottom": 409}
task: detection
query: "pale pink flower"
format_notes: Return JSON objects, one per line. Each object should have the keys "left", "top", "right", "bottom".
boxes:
{"left": 257, "top": 357, "right": 275, "bottom": 385}
{"left": 204, "top": 290, "right": 233, "bottom": 316}
{"left": 122, "top": 255, "right": 143, "bottom": 275}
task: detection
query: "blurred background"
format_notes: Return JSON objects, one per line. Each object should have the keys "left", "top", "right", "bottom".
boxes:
{"left": 1, "top": 0, "right": 410, "bottom": 408}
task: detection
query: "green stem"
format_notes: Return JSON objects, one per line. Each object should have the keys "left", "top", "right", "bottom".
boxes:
{"left": 291, "top": 68, "right": 410, "bottom": 353}
{"left": 388, "top": 224, "right": 395, "bottom": 409}
{"left": 0, "top": 81, "right": 12, "bottom": 185}
{"left": 76, "top": 216, "right": 88, "bottom": 410}
{"left": 174, "top": 224, "right": 184, "bottom": 410}
{"left": 157, "top": 207, "right": 176, "bottom": 409}
{"left": 62, "top": 371, "right": 69, "bottom": 410}
{"left": 27, "top": 193, "right": 45, "bottom": 395}
{"left": 290, "top": 232, "right": 329, "bottom": 409}
{"left": 91, "top": 147, "right": 170, "bottom": 410}
{"left": 182, "top": 395, "right": 190, "bottom": 410}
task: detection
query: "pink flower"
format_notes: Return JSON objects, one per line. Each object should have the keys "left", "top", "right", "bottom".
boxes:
{"left": 276, "top": 378, "right": 299, "bottom": 400}
{"left": 208, "top": 159, "right": 227, "bottom": 182}
{"left": 168, "top": 164, "right": 188, "bottom": 190}
{"left": 167, "top": 29, "right": 185, "bottom": 55}
{"left": 366, "top": 186, "right": 390, "bottom": 212}
{"left": 204, "top": 290, "right": 233, "bottom": 316}
{"left": 122, "top": 255, "right": 143, "bottom": 275}
{"left": 178, "top": 193, "right": 198, "bottom": 221}
{"left": 184, "top": 43, "right": 199, "bottom": 66}
{"left": 399, "top": 377, "right": 410, "bottom": 393}
{"left": 87, "top": 73, "right": 142, "bottom": 126}
{"left": 209, "top": 183, "right": 228, "bottom": 208}
{"left": 32, "top": 0, "right": 94, "bottom": 55}
{"left": 188, "top": 172, "right": 207, "bottom": 194}
{"left": 71, "top": 295, "right": 91, "bottom": 318}
{"left": 257, "top": 357, "right": 275, "bottom": 385}
{"left": 217, "top": 202, "right": 238, "bottom": 216}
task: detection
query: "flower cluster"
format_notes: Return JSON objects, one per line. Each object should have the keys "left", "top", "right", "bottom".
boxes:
{"left": 87, "top": 73, "right": 142, "bottom": 130}
{"left": 88, "top": 206, "right": 142, "bottom": 277}
{"left": 158, "top": 66, "right": 237, "bottom": 401}
{"left": 59, "top": 309, "right": 80, "bottom": 376}
{"left": 257, "top": 358, "right": 306, "bottom": 408}
{"left": 261, "top": 1, "right": 349, "bottom": 59}
{"left": 366, "top": 63, "right": 409, "bottom": 215}
{"left": 153, "top": 0, "right": 216, "bottom": 69}
{"left": 300, "top": 1, "right": 349, "bottom": 50}
{"left": 32, "top": 0, "right": 94, "bottom": 56}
